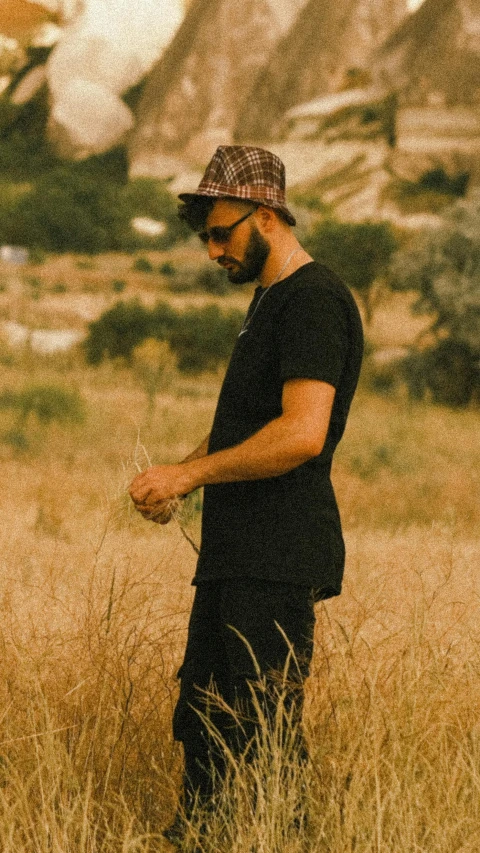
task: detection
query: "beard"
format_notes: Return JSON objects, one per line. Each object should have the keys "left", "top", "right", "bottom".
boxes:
{"left": 221, "top": 225, "right": 271, "bottom": 285}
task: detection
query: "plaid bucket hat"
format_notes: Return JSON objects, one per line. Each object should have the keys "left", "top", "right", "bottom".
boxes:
{"left": 178, "top": 145, "right": 296, "bottom": 226}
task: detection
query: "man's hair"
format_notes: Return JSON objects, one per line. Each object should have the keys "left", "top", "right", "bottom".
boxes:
{"left": 178, "top": 197, "right": 216, "bottom": 232}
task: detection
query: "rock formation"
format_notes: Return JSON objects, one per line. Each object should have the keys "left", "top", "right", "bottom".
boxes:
{"left": 128, "top": 0, "right": 309, "bottom": 175}
{"left": 234, "top": 0, "right": 408, "bottom": 142}
{"left": 374, "top": 0, "right": 480, "bottom": 106}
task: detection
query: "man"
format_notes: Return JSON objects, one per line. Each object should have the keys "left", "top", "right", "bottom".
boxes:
{"left": 129, "top": 145, "right": 363, "bottom": 840}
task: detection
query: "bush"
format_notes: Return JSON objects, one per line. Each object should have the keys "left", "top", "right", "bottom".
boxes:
{"left": 120, "top": 177, "right": 190, "bottom": 249}
{"left": 387, "top": 166, "right": 471, "bottom": 215}
{"left": 84, "top": 299, "right": 243, "bottom": 373}
{"left": 133, "top": 256, "right": 154, "bottom": 273}
{"left": 0, "top": 152, "right": 189, "bottom": 254}
{"left": 389, "top": 196, "right": 480, "bottom": 345}
{"left": 170, "top": 304, "right": 243, "bottom": 372}
{"left": 305, "top": 219, "right": 397, "bottom": 322}
{"left": 0, "top": 384, "right": 85, "bottom": 448}
{"left": 159, "top": 261, "right": 176, "bottom": 276}
{"left": 83, "top": 300, "right": 168, "bottom": 365}
{"left": 389, "top": 194, "right": 480, "bottom": 406}
{"left": 1, "top": 164, "right": 130, "bottom": 253}
{"left": 195, "top": 266, "right": 231, "bottom": 295}
{"left": 418, "top": 168, "right": 469, "bottom": 197}
{"left": 166, "top": 264, "right": 231, "bottom": 295}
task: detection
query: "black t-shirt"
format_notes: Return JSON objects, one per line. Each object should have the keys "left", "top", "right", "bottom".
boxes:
{"left": 193, "top": 261, "right": 363, "bottom": 596}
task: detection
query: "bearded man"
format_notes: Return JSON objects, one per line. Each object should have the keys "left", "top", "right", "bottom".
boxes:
{"left": 129, "top": 146, "right": 363, "bottom": 844}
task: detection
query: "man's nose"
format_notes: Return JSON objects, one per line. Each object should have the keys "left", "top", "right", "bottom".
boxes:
{"left": 207, "top": 240, "right": 225, "bottom": 261}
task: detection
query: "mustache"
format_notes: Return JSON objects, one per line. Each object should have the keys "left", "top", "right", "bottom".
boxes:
{"left": 218, "top": 256, "right": 242, "bottom": 268}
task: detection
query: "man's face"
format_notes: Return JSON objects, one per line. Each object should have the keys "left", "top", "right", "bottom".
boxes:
{"left": 204, "top": 201, "right": 271, "bottom": 285}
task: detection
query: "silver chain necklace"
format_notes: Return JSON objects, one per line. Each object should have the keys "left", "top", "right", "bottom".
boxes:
{"left": 238, "top": 247, "right": 302, "bottom": 337}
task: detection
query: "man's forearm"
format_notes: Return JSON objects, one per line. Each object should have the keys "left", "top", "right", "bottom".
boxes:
{"left": 181, "top": 434, "right": 210, "bottom": 463}
{"left": 176, "top": 413, "right": 324, "bottom": 494}
{"left": 129, "top": 379, "right": 335, "bottom": 511}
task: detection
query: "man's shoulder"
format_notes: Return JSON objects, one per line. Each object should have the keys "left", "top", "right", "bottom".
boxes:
{"left": 294, "top": 260, "right": 350, "bottom": 291}
{"left": 281, "top": 261, "right": 361, "bottom": 314}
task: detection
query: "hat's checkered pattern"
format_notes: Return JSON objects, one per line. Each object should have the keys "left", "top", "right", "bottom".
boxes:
{"left": 179, "top": 146, "right": 296, "bottom": 226}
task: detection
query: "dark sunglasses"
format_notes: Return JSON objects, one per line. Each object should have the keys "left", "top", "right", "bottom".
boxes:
{"left": 198, "top": 209, "right": 255, "bottom": 245}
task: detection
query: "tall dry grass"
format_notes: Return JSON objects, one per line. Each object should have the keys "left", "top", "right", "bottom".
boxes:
{"left": 0, "top": 352, "right": 479, "bottom": 850}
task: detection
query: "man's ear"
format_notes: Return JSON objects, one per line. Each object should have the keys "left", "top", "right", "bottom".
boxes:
{"left": 255, "top": 205, "right": 278, "bottom": 232}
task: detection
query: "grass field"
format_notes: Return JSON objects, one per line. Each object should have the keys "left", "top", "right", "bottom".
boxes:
{"left": 0, "top": 256, "right": 479, "bottom": 851}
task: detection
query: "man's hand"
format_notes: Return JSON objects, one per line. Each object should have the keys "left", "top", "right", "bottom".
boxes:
{"left": 136, "top": 497, "right": 180, "bottom": 525}
{"left": 129, "top": 464, "right": 194, "bottom": 523}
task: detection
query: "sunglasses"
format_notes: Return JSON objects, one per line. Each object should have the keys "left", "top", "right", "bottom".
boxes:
{"left": 198, "top": 209, "right": 255, "bottom": 245}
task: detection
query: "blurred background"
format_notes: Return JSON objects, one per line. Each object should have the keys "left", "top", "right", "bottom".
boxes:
{"left": 0, "top": 0, "right": 479, "bottom": 405}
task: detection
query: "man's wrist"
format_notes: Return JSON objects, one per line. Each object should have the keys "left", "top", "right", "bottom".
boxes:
{"left": 177, "top": 459, "right": 206, "bottom": 495}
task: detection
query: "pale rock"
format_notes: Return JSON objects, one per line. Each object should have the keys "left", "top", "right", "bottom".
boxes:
{"left": 129, "top": 0, "right": 309, "bottom": 172}
{"left": 49, "top": 78, "right": 134, "bottom": 158}
{"left": 46, "top": 0, "right": 183, "bottom": 158}
{"left": 374, "top": 0, "right": 480, "bottom": 105}
{"left": 236, "top": 0, "right": 408, "bottom": 142}
{"left": 11, "top": 64, "right": 47, "bottom": 105}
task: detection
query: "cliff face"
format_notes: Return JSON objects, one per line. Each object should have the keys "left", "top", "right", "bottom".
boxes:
{"left": 129, "top": 0, "right": 309, "bottom": 171}
{"left": 374, "top": 0, "right": 480, "bottom": 106}
{"left": 129, "top": 0, "right": 480, "bottom": 185}
{"left": 234, "top": 0, "right": 408, "bottom": 142}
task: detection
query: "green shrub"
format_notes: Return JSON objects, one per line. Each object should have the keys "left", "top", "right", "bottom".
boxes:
{"left": 0, "top": 384, "right": 85, "bottom": 448}
{"left": 83, "top": 299, "right": 243, "bottom": 373}
{"left": 387, "top": 167, "right": 471, "bottom": 214}
{"left": 120, "top": 177, "right": 190, "bottom": 249}
{"left": 1, "top": 164, "right": 130, "bottom": 253}
{"left": 15, "top": 385, "right": 85, "bottom": 424}
{"left": 83, "top": 300, "right": 164, "bottom": 365}
{"left": 112, "top": 279, "right": 126, "bottom": 293}
{"left": 388, "top": 195, "right": 480, "bottom": 406}
{"left": 195, "top": 266, "right": 231, "bottom": 295}
{"left": 305, "top": 219, "right": 397, "bottom": 322}
{"left": 133, "top": 256, "right": 154, "bottom": 273}
{"left": 418, "top": 168, "right": 469, "bottom": 197}
{"left": 170, "top": 304, "right": 243, "bottom": 372}
{"left": 167, "top": 264, "right": 231, "bottom": 295}
{"left": 0, "top": 149, "right": 188, "bottom": 254}
{"left": 27, "top": 276, "right": 42, "bottom": 298}
{"left": 389, "top": 194, "right": 480, "bottom": 353}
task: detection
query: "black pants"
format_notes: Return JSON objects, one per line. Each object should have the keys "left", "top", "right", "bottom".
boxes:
{"left": 172, "top": 579, "right": 316, "bottom": 814}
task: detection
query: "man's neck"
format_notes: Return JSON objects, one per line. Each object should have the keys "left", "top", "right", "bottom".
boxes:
{"left": 259, "top": 241, "right": 313, "bottom": 288}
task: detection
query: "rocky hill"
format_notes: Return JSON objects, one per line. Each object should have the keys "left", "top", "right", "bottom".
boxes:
{"left": 235, "top": 0, "right": 408, "bottom": 142}
{"left": 374, "top": 0, "right": 480, "bottom": 106}
{"left": 128, "top": 0, "right": 309, "bottom": 176}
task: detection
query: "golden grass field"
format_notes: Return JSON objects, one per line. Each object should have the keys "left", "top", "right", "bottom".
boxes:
{"left": 0, "top": 253, "right": 479, "bottom": 851}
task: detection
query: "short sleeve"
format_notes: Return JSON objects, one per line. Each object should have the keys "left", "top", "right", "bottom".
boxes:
{"left": 277, "top": 284, "right": 350, "bottom": 388}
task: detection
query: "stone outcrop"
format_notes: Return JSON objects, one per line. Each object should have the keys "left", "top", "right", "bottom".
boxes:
{"left": 374, "top": 0, "right": 480, "bottom": 106}
{"left": 45, "top": 0, "right": 183, "bottom": 159}
{"left": 234, "top": 0, "right": 408, "bottom": 142}
{"left": 128, "top": 0, "right": 309, "bottom": 175}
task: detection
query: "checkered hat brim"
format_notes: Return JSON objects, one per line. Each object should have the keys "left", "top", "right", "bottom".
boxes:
{"left": 179, "top": 145, "right": 296, "bottom": 226}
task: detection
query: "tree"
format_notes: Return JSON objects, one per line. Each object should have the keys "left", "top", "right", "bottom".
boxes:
{"left": 389, "top": 193, "right": 480, "bottom": 406}
{"left": 304, "top": 219, "right": 397, "bottom": 322}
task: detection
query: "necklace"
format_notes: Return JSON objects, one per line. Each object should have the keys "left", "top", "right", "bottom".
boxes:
{"left": 238, "top": 247, "right": 302, "bottom": 336}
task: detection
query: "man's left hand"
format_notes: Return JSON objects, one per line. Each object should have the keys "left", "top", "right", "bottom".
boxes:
{"left": 129, "top": 464, "right": 193, "bottom": 517}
